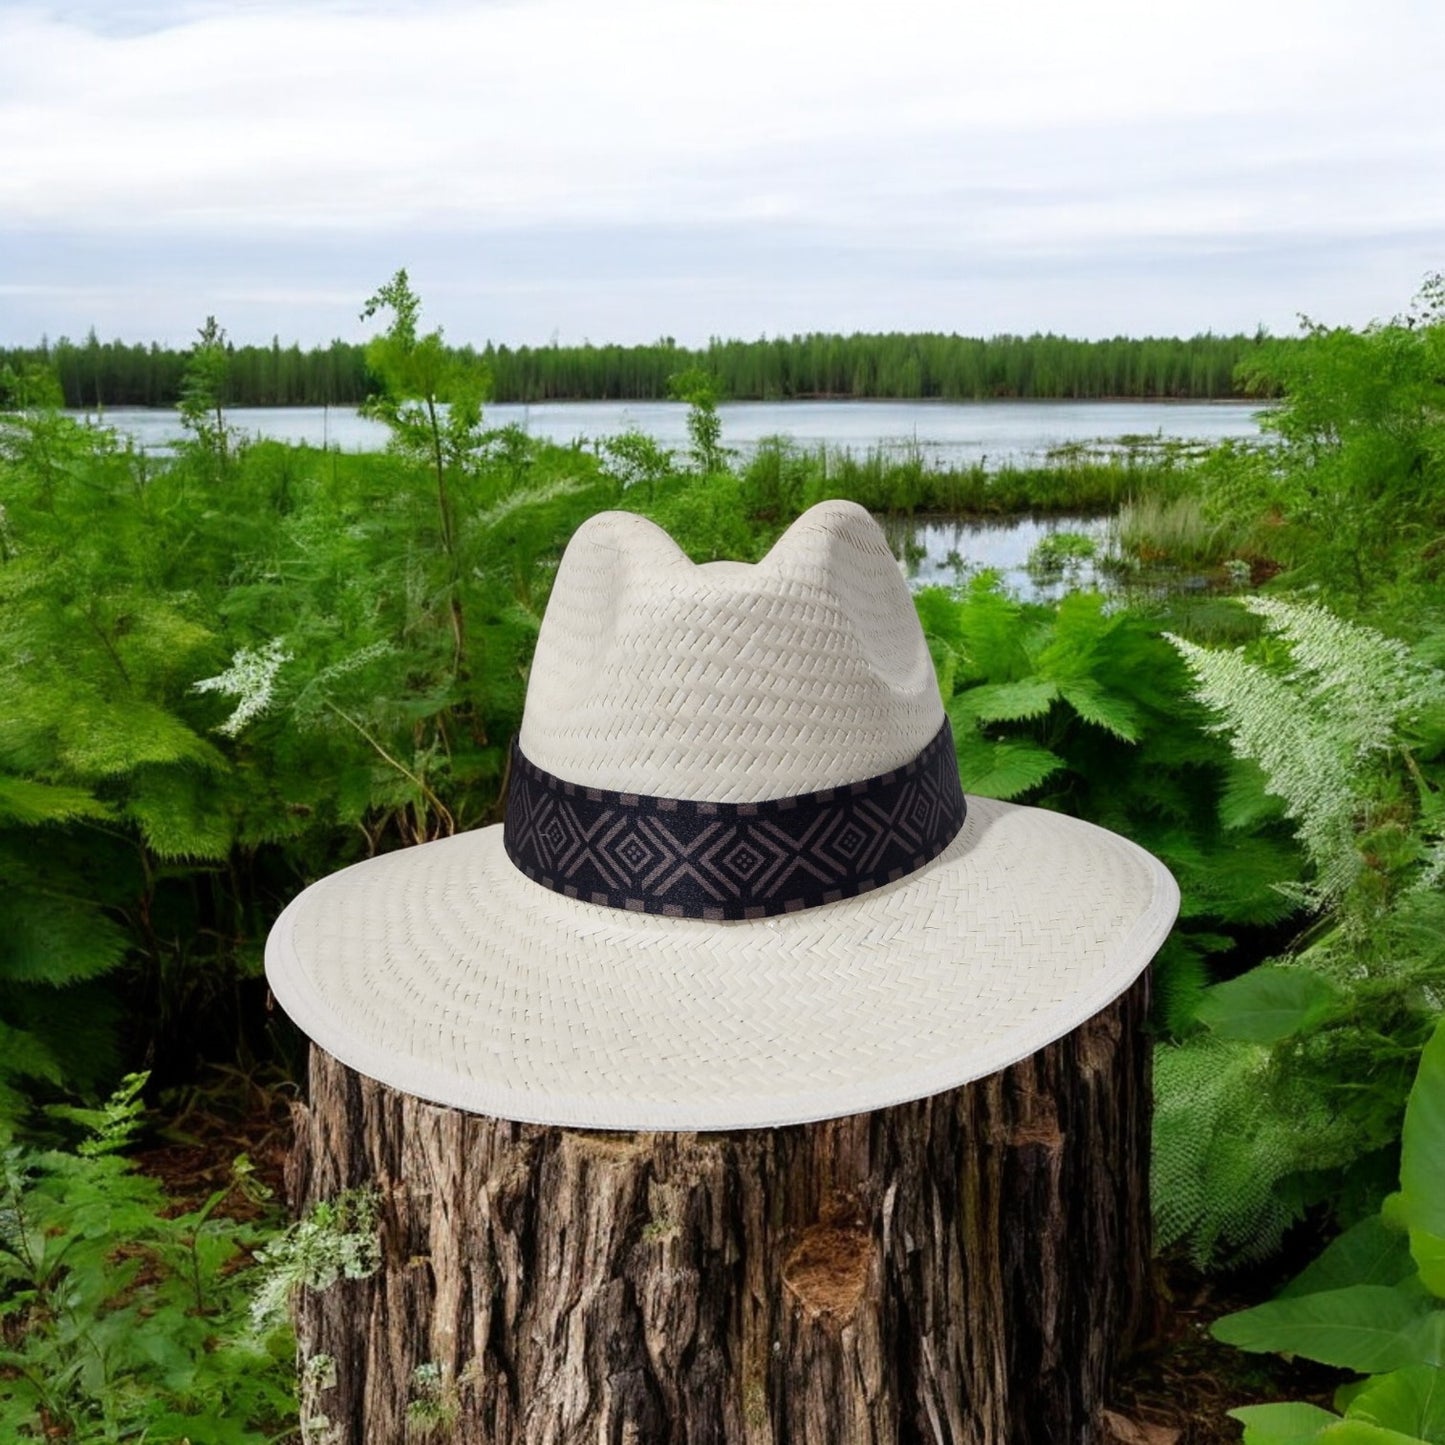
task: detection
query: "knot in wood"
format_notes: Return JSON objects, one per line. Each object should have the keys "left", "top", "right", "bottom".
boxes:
{"left": 782, "top": 1223, "right": 871, "bottom": 1322}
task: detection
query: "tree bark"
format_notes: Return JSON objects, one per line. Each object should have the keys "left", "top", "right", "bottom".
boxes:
{"left": 286, "top": 974, "right": 1152, "bottom": 1444}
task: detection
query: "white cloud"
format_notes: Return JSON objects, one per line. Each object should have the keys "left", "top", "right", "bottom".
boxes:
{"left": 2, "top": 0, "right": 1438, "bottom": 231}
{"left": 0, "top": 0, "right": 1441, "bottom": 342}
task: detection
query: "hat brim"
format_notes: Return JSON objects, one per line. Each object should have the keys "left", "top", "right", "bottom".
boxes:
{"left": 265, "top": 796, "right": 1178, "bottom": 1130}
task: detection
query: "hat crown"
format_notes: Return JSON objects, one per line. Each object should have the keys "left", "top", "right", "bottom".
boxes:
{"left": 518, "top": 501, "right": 943, "bottom": 803}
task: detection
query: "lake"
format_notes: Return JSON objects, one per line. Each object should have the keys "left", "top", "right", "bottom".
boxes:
{"left": 73, "top": 398, "right": 1266, "bottom": 602}
{"left": 76, "top": 397, "right": 1265, "bottom": 469}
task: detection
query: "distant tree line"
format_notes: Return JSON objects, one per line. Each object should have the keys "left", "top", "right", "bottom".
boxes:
{"left": 0, "top": 332, "right": 371, "bottom": 410}
{"left": 0, "top": 327, "right": 1278, "bottom": 410}
{"left": 483, "top": 330, "right": 1273, "bottom": 402}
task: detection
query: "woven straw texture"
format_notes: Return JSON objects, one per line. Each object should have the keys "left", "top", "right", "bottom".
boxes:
{"left": 266, "top": 500, "right": 1179, "bottom": 1129}
{"left": 267, "top": 803, "right": 1176, "bottom": 1128}
{"left": 519, "top": 504, "right": 942, "bottom": 801}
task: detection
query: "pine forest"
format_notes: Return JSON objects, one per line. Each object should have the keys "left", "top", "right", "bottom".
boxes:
{"left": 0, "top": 326, "right": 1274, "bottom": 412}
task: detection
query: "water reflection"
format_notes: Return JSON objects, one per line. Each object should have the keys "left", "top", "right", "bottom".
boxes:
{"left": 882, "top": 513, "right": 1114, "bottom": 602}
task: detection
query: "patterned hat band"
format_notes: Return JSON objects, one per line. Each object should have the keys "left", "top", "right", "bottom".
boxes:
{"left": 502, "top": 719, "right": 967, "bottom": 921}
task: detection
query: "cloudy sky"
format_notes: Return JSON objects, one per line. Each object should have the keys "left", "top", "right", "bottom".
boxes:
{"left": 1, "top": 0, "right": 1442, "bottom": 349}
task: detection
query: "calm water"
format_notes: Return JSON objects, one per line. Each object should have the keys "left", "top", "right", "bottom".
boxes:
{"left": 883, "top": 513, "right": 1116, "bottom": 602}
{"left": 77, "top": 397, "right": 1265, "bottom": 468}
{"left": 75, "top": 398, "right": 1263, "bottom": 602}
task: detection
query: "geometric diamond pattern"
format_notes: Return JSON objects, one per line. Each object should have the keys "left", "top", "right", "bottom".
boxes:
{"left": 503, "top": 719, "right": 967, "bottom": 920}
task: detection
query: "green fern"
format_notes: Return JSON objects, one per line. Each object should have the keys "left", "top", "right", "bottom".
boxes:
{"left": 0, "top": 1074, "right": 296, "bottom": 1438}
{"left": 1169, "top": 598, "right": 1441, "bottom": 913}
{"left": 1157, "top": 599, "right": 1445, "bottom": 1268}
{"left": 0, "top": 776, "right": 108, "bottom": 828}
{"left": 1154, "top": 1037, "right": 1360, "bottom": 1266}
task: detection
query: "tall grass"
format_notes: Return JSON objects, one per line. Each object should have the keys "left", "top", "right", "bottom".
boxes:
{"left": 739, "top": 437, "right": 1192, "bottom": 519}
{"left": 1109, "top": 493, "right": 1247, "bottom": 571}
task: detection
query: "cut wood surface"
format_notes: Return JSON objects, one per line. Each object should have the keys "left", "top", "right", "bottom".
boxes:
{"left": 286, "top": 974, "right": 1152, "bottom": 1444}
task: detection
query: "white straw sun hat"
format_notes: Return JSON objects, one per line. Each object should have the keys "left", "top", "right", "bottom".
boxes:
{"left": 266, "top": 500, "right": 1178, "bottom": 1130}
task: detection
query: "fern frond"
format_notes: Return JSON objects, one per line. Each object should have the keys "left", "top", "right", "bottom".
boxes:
{"left": 1056, "top": 679, "right": 1142, "bottom": 741}
{"left": 1169, "top": 600, "right": 1445, "bottom": 913}
{"left": 471, "top": 472, "right": 599, "bottom": 535}
{"left": 123, "top": 766, "right": 235, "bottom": 861}
{"left": 1168, "top": 632, "right": 1357, "bottom": 905}
{"left": 0, "top": 868, "right": 130, "bottom": 986}
{"left": 951, "top": 580, "right": 1031, "bottom": 682}
{"left": 1244, "top": 596, "right": 1434, "bottom": 759}
{"left": 1217, "top": 756, "right": 1287, "bottom": 832}
{"left": 192, "top": 637, "right": 292, "bottom": 738}
{"left": 0, "top": 1020, "right": 63, "bottom": 1088}
{"left": 1154, "top": 1036, "right": 1359, "bottom": 1266}
{"left": 56, "top": 701, "right": 224, "bottom": 780}
{"left": 0, "top": 776, "right": 108, "bottom": 827}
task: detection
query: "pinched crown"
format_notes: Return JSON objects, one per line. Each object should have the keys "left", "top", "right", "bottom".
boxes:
{"left": 518, "top": 500, "right": 943, "bottom": 804}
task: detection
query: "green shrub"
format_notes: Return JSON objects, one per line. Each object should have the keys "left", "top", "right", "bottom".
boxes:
{"left": 1217, "top": 1016, "right": 1445, "bottom": 1443}
{"left": 0, "top": 1074, "right": 295, "bottom": 1442}
{"left": 1156, "top": 600, "right": 1445, "bottom": 1265}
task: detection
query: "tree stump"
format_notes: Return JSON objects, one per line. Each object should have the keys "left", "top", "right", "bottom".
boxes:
{"left": 285, "top": 974, "right": 1152, "bottom": 1444}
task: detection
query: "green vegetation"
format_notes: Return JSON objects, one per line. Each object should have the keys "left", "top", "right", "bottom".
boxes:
{"left": 1201, "top": 279, "right": 1445, "bottom": 611}
{"left": 1155, "top": 599, "right": 1445, "bottom": 1266}
{"left": 1109, "top": 492, "right": 1248, "bottom": 574}
{"left": 0, "top": 328, "right": 1280, "bottom": 411}
{"left": 0, "top": 272, "right": 1441, "bottom": 1438}
{"left": 177, "top": 317, "right": 236, "bottom": 471}
{"left": 667, "top": 366, "right": 728, "bottom": 473}
{"left": 1218, "top": 1017, "right": 1445, "bottom": 1444}
{"left": 1025, "top": 531, "right": 1098, "bottom": 587}
{"left": 0, "top": 1075, "right": 294, "bottom": 1441}
{"left": 737, "top": 434, "right": 1194, "bottom": 518}
{"left": 491, "top": 328, "right": 1267, "bottom": 402}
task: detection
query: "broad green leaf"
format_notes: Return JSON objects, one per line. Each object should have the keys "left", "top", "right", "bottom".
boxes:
{"left": 1411, "top": 1235, "right": 1445, "bottom": 1303}
{"left": 1402, "top": 1021, "right": 1445, "bottom": 1292}
{"left": 1229, "top": 1400, "right": 1340, "bottom": 1443}
{"left": 951, "top": 678, "right": 1059, "bottom": 723}
{"left": 1319, "top": 1422, "right": 1435, "bottom": 1444}
{"left": 951, "top": 729, "right": 1065, "bottom": 800}
{"left": 1057, "top": 678, "right": 1142, "bottom": 741}
{"left": 1212, "top": 1286, "right": 1434, "bottom": 1373}
{"left": 1407, "top": 1313, "right": 1445, "bottom": 1369}
{"left": 1282, "top": 1216, "right": 1417, "bottom": 1300}
{"left": 1345, "top": 1366, "right": 1445, "bottom": 1442}
{"left": 1339, "top": 1381, "right": 1374, "bottom": 1413}
{"left": 1197, "top": 966, "right": 1341, "bottom": 1044}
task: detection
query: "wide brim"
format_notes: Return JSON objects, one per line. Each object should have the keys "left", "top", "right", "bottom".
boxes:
{"left": 265, "top": 796, "right": 1178, "bottom": 1130}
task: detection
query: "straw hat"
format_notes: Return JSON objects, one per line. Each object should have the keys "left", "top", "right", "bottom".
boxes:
{"left": 266, "top": 500, "right": 1178, "bottom": 1129}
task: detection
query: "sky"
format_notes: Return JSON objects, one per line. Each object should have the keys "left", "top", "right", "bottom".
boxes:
{"left": 1, "top": 0, "right": 1443, "bottom": 349}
